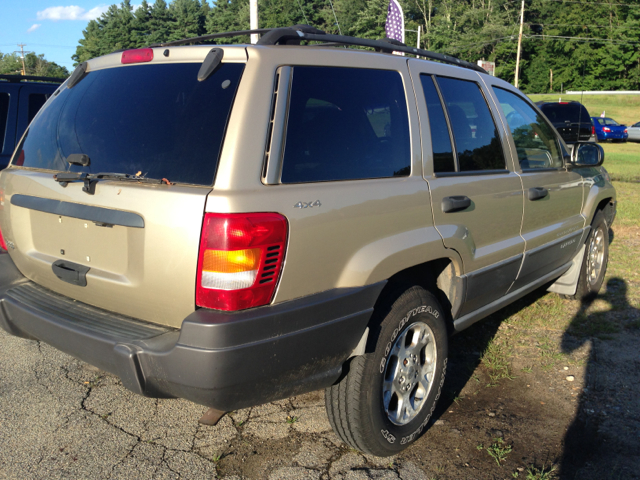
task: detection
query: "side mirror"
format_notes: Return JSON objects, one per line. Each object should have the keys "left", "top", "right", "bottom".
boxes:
{"left": 570, "top": 142, "right": 604, "bottom": 167}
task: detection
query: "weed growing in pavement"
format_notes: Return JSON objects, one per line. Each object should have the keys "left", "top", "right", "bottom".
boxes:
{"left": 212, "top": 452, "right": 224, "bottom": 462}
{"left": 286, "top": 415, "right": 298, "bottom": 424}
{"left": 526, "top": 463, "right": 557, "bottom": 480}
{"left": 486, "top": 437, "right": 512, "bottom": 466}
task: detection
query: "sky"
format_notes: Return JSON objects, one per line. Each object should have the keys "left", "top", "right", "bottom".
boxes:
{"left": 0, "top": 1, "right": 128, "bottom": 71}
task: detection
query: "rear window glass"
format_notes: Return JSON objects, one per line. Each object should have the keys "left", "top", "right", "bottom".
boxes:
{"left": 281, "top": 66, "right": 410, "bottom": 183}
{"left": 0, "top": 93, "right": 9, "bottom": 151}
{"left": 14, "top": 63, "right": 245, "bottom": 186}
{"left": 540, "top": 103, "right": 590, "bottom": 124}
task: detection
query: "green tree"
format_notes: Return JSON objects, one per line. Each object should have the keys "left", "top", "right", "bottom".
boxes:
{"left": 0, "top": 52, "right": 69, "bottom": 78}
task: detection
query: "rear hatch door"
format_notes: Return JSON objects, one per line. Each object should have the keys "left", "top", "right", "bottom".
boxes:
{"left": 0, "top": 52, "right": 246, "bottom": 327}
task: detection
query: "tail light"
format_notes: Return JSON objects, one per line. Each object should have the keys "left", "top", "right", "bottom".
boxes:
{"left": 591, "top": 125, "right": 596, "bottom": 135}
{"left": 0, "top": 226, "right": 8, "bottom": 252}
{"left": 196, "top": 213, "right": 288, "bottom": 311}
{"left": 624, "top": 128, "right": 628, "bottom": 134}
{"left": 121, "top": 48, "right": 154, "bottom": 64}
{"left": 603, "top": 127, "right": 611, "bottom": 133}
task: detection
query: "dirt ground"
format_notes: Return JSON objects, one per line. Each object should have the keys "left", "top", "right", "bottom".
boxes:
{"left": 1, "top": 225, "right": 638, "bottom": 480}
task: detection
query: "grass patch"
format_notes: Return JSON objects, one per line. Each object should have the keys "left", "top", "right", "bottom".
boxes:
{"left": 525, "top": 464, "right": 557, "bottom": 480}
{"left": 567, "top": 312, "right": 621, "bottom": 339}
{"left": 481, "top": 338, "right": 514, "bottom": 386}
{"left": 484, "top": 437, "right": 513, "bottom": 466}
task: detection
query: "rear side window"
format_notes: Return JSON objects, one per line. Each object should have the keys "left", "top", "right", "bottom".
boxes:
{"left": 281, "top": 66, "right": 410, "bottom": 183}
{"left": 28, "top": 93, "right": 48, "bottom": 123}
{"left": 436, "top": 77, "right": 506, "bottom": 172}
{"left": 14, "top": 63, "right": 245, "bottom": 185}
{"left": 0, "top": 93, "right": 9, "bottom": 151}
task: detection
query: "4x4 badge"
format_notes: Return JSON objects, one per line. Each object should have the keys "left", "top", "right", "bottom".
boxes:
{"left": 294, "top": 200, "right": 321, "bottom": 209}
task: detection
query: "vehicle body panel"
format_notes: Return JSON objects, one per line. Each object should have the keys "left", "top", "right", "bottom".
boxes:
{"left": 627, "top": 121, "right": 640, "bottom": 142}
{"left": 409, "top": 60, "right": 524, "bottom": 315}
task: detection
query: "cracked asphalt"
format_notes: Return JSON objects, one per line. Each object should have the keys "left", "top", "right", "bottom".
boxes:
{"left": 0, "top": 329, "right": 428, "bottom": 479}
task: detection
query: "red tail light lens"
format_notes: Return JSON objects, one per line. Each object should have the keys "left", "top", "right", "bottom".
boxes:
{"left": 591, "top": 126, "right": 596, "bottom": 135}
{"left": 121, "top": 48, "right": 154, "bottom": 64}
{"left": 624, "top": 128, "right": 628, "bottom": 134}
{"left": 603, "top": 127, "right": 611, "bottom": 133}
{"left": 0, "top": 226, "right": 8, "bottom": 252}
{"left": 196, "top": 213, "right": 288, "bottom": 311}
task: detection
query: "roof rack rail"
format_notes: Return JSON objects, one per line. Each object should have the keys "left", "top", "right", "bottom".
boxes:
{"left": 149, "top": 24, "right": 486, "bottom": 74}
{"left": 257, "top": 26, "right": 486, "bottom": 73}
{"left": 0, "top": 74, "right": 66, "bottom": 84}
{"left": 151, "top": 28, "right": 273, "bottom": 47}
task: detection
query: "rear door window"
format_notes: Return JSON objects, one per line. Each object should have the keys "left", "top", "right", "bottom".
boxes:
{"left": 281, "top": 66, "right": 410, "bottom": 183}
{"left": 435, "top": 77, "right": 506, "bottom": 172}
{"left": 14, "top": 63, "right": 245, "bottom": 186}
{"left": 420, "top": 75, "right": 455, "bottom": 173}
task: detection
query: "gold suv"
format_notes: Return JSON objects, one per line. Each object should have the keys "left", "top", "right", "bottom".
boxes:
{"left": 0, "top": 25, "right": 616, "bottom": 456}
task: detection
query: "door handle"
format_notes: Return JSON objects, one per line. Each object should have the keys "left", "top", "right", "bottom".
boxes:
{"left": 528, "top": 187, "right": 549, "bottom": 201}
{"left": 442, "top": 196, "right": 471, "bottom": 213}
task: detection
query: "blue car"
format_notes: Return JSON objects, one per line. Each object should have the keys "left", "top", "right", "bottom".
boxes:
{"left": 591, "top": 117, "right": 628, "bottom": 142}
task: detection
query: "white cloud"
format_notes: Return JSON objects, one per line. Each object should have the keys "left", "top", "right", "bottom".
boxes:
{"left": 27, "top": 24, "right": 41, "bottom": 33}
{"left": 36, "top": 5, "right": 109, "bottom": 21}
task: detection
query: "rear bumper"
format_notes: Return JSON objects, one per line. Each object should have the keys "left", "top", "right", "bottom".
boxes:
{"left": 0, "top": 254, "right": 384, "bottom": 410}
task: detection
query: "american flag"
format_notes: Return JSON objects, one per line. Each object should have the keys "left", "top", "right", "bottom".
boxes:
{"left": 385, "top": 0, "right": 405, "bottom": 44}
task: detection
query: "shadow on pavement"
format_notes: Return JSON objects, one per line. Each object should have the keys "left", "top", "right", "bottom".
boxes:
{"left": 560, "top": 277, "right": 640, "bottom": 480}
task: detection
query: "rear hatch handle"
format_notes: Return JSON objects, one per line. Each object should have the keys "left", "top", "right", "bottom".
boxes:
{"left": 52, "top": 260, "right": 90, "bottom": 287}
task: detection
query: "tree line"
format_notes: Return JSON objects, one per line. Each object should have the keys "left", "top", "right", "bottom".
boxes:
{"left": 68, "top": 0, "right": 640, "bottom": 93}
{"left": 0, "top": 52, "right": 69, "bottom": 78}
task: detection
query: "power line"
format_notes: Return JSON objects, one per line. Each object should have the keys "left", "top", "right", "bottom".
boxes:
{"left": 525, "top": 34, "right": 640, "bottom": 44}
{"left": 539, "top": 0, "right": 640, "bottom": 6}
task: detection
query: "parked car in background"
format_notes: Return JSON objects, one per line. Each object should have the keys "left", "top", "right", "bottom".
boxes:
{"left": 624, "top": 121, "right": 640, "bottom": 142}
{"left": 591, "top": 117, "right": 628, "bottom": 142}
{"left": 0, "top": 75, "right": 65, "bottom": 169}
{"left": 536, "top": 101, "right": 593, "bottom": 144}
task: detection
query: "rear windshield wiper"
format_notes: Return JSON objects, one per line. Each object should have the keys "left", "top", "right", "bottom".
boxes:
{"left": 54, "top": 172, "right": 172, "bottom": 195}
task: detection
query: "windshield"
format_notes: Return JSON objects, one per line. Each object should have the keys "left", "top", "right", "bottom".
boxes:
{"left": 12, "top": 62, "right": 245, "bottom": 186}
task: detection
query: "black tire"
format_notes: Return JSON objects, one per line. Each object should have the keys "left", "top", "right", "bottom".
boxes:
{"left": 325, "top": 285, "right": 448, "bottom": 456}
{"left": 572, "top": 210, "right": 609, "bottom": 300}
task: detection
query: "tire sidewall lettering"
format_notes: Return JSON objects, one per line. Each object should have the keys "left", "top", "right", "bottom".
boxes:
{"left": 376, "top": 303, "right": 445, "bottom": 446}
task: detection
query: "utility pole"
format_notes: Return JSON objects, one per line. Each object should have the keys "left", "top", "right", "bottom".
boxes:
{"left": 250, "top": 0, "right": 259, "bottom": 45}
{"left": 514, "top": 0, "right": 525, "bottom": 88}
{"left": 14, "top": 44, "right": 33, "bottom": 76}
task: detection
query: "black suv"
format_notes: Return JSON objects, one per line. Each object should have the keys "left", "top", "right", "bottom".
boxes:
{"left": 535, "top": 101, "right": 593, "bottom": 144}
{"left": 0, "top": 75, "right": 65, "bottom": 169}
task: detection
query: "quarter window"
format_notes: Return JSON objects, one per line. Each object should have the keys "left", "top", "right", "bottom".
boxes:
{"left": 493, "top": 87, "right": 562, "bottom": 169}
{"left": 436, "top": 77, "right": 506, "bottom": 172}
{"left": 281, "top": 66, "right": 410, "bottom": 183}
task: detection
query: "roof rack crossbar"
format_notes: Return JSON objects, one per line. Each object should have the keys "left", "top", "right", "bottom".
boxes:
{"left": 152, "top": 28, "right": 273, "bottom": 47}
